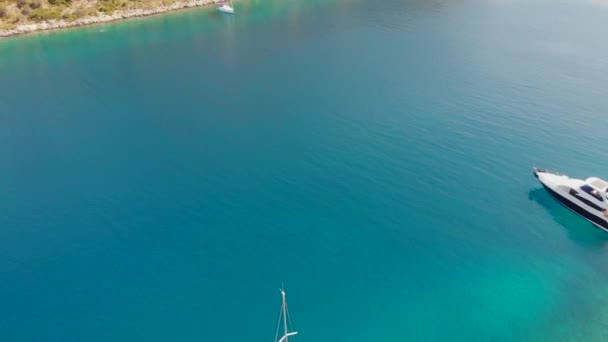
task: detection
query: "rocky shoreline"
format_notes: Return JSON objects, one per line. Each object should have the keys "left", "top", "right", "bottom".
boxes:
{"left": 0, "top": 0, "right": 222, "bottom": 38}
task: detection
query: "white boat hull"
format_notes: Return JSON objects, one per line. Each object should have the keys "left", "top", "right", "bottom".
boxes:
{"left": 534, "top": 168, "right": 608, "bottom": 231}
{"left": 217, "top": 4, "right": 234, "bottom": 13}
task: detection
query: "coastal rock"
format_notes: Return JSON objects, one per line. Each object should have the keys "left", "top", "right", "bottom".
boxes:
{"left": 0, "top": 0, "right": 222, "bottom": 38}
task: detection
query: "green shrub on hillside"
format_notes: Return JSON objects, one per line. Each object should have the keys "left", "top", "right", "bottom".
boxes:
{"left": 30, "top": 0, "right": 41, "bottom": 9}
{"left": 98, "top": 0, "right": 124, "bottom": 14}
{"left": 4, "top": 14, "right": 22, "bottom": 23}
{"left": 61, "top": 11, "right": 74, "bottom": 20}
{"left": 0, "top": 5, "right": 7, "bottom": 19}
{"left": 84, "top": 8, "right": 98, "bottom": 16}
{"left": 29, "top": 7, "right": 61, "bottom": 21}
{"left": 98, "top": 4, "right": 113, "bottom": 13}
{"left": 48, "top": 0, "right": 70, "bottom": 5}
{"left": 62, "top": 8, "right": 86, "bottom": 20}
{"left": 0, "top": 22, "right": 16, "bottom": 30}
{"left": 63, "top": 7, "right": 98, "bottom": 20}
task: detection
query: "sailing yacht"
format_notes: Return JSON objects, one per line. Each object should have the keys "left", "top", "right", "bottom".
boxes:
{"left": 534, "top": 167, "right": 608, "bottom": 231}
{"left": 275, "top": 288, "right": 299, "bottom": 342}
{"left": 217, "top": 0, "right": 234, "bottom": 14}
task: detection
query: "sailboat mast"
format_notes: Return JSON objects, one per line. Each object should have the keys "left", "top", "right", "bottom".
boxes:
{"left": 276, "top": 287, "right": 298, "bottom": 342}
{"left": 281, "top": 289, "right": 289, "bottom": 342}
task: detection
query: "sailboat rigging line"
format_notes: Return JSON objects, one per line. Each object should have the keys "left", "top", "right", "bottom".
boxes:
{"left": 287, "top": 309, "right": 294, "bottom": 339}
{"left": 286, "top": 303, "right": 301, "bottom": 341}
{"left": 274, "top": 305, "right": 283, "bottom": 342}
{"left": 274, "top": 287, "right": 299, "bottom": 342}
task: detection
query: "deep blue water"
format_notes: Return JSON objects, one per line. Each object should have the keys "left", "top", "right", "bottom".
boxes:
{"left": 1, "top": 0, "right": 608, "bottom": 340}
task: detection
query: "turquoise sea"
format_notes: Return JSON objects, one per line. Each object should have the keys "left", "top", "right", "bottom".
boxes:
{"left": 1, "top": 0, "right": 608, "bottom": 340}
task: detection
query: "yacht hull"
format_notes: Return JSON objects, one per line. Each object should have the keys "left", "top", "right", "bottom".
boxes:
{"left": 541, "top": 183, "right": 608, "bottom": 231}
{"left": 217, "top": 5, "right": 234, "bottom": 13}
{"left": 534, "top": 168, "right": 608, "bottom": 232}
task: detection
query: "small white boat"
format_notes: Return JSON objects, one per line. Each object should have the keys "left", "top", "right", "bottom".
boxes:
{"left": 274, "top": 287, "right": 299, "bottom": 342}
{"left": 534, "top": 167, "right": 608, "bottom": 231}
{"left": 217, "top": 1, "right": 234, "bottom": 13}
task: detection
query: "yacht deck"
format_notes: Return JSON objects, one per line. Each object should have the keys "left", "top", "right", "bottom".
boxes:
{"left": 587, "top": 177, "right": 608, "bottom": 190}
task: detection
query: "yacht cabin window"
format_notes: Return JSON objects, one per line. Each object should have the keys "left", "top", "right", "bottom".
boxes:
{"left": 581, "top": 185, "right": 603, "bottom": 201}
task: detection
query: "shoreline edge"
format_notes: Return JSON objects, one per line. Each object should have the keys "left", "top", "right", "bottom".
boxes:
{"left": 0, "top": 0, "right": 223, "bottom": 39}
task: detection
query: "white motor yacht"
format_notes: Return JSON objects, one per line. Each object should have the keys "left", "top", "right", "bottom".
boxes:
{"left": 534, "top": 167, "right": 608, "bottom": 231}
{"left": 217, "top": 1, "right": 234, "bottom": 13}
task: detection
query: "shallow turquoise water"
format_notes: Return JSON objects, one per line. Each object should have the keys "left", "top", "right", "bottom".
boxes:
{"left": 1, "top": 0, "right": 608, "bottom": 340}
